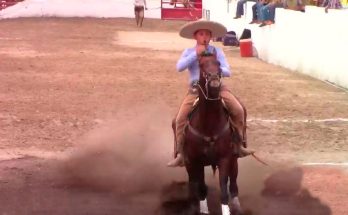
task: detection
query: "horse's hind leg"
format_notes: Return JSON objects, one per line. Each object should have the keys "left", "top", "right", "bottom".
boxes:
{"left": 229, "top": 157, "right": 242, "bottom": 214}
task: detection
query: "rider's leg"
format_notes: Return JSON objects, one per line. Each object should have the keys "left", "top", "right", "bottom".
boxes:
{"left": 167, "top": 88, "right": 198, "bottom": 167}
{"left": 220, "top": 85, "right": 254, "bottom": 157}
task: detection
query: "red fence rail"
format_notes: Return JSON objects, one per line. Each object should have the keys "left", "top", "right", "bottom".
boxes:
{"left": 0, "top": 0, "right": 23, "bottom": 11}
{"left": 161, "top": 0, "right": 202, "bottom": 21}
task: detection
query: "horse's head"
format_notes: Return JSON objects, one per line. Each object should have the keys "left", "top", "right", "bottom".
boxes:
{"left": 198, "top": 51, "right": 222, "bottom": 100}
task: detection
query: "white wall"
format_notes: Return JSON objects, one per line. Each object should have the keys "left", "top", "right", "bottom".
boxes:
{"left": 203, "top": 0, "right": 348, "bottom": 89}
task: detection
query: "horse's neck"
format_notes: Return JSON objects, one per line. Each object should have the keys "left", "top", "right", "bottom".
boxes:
{"left": 195, "top": 90, "right": 227, "bottom": 135}
{"left": 197, "top": 79, "right": 225, "bottom": 116}
{"left": 197, "top": 78, "right": 221, "bottom": 105}
{"left": 198, "top": 93, "right": 223, "bottom": 113}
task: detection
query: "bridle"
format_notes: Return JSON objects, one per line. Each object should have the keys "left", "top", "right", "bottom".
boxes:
{"left": 195, "top": 58, "right": 222, "bottom": 101}
{"left": 195, "top": 81, "right": 221, "bottom": 101}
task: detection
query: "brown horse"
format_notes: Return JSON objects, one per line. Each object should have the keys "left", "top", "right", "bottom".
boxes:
{"left": 178, "top": 52, "right": 245, "bottom": 215}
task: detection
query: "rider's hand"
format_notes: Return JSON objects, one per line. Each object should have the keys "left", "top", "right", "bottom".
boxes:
{"left": 196, "top": 45, "right": 207, "bottom": 56}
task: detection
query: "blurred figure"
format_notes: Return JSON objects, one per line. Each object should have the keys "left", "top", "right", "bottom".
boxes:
{"left": 258, "top": 0, "right": 306, "bottom": 27}
{"left": 259, "top": 0, "right": 286, "bottom": 27}
{"left": 321, "top": 0, "right": 342, "bottom": 12}
{"left": 170, "top": 0, "right": 190, "bottom": 8}
{"left": 249, "top": 0, "right": 270, "bottom": 24}
{"left": 134, "top": 0, "right": 148, "bottom": 27}
{"left": 234, "top": 0, "right": 257, "bottom": 19}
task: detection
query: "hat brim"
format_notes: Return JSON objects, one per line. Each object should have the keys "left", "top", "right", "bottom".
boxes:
{"left": 179, "top": 20, "right": 227, "bottom": 39}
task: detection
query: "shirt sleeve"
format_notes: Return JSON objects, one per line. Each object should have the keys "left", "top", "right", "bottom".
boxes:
{"left": 216, "top": 47, "right": 231, "bottom": 77}
{"left": 176, "top": 48, "right": 198, "bottom": 72}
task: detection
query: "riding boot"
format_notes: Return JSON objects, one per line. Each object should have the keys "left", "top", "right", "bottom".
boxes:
{"left": 236, "top": 142, "right": 255, "bottom": 157}
{"left": 235, "top": 127, "right": 255, "bottom": 158}
{"left": 167, "top": 138, "right": 185, "bottom": 167}
{"left": 167, "top": 153, "right": 184, "bottom": 167}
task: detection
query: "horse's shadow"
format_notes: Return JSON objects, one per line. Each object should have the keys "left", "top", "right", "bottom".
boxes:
{"left": 253, "top": 167, "right": 332, "bottom": 215}
{"left": 157, "top": 167, "right": 332, "bottom": 215}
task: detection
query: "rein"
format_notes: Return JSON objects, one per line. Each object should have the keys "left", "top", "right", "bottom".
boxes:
{"left": 194, "top": 79, "right": 222, "bottom": 101}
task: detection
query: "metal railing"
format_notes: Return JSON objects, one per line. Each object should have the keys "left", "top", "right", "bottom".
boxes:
{"left": 0, "top": 0, "right": 23, "bottom": 11}
{"left": 161, "top": 0, "right": 202, "bottom": 9}
{"left": 161, "top": 0, "right": 202, "bottom": 20}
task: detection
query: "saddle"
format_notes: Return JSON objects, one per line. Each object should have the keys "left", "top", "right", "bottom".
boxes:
{"left": 186, "top": 98, "right": 243, "bottom": 145}
{"left": 188, "top": 97, "right": 229, "bottom": 119}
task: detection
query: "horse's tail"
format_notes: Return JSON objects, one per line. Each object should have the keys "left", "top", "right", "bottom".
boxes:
{"left": 212, "top": 164, "right": 217, "bottom": 176}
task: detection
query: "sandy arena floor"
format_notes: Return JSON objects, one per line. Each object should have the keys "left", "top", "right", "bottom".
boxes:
{"left": 0, "top": 18, "right": 347, "bottom": 215}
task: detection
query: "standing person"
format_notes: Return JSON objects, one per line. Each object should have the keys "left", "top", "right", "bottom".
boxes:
{"left": 167, "top": 19, "right": 254, "bottom": 167}
{"left": 134, "top": 0, "right": 147, "bottom": 27}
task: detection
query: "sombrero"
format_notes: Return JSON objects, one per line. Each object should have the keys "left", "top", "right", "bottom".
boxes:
{"left": 179, "top": 19, "right": 227, "bottom": 39}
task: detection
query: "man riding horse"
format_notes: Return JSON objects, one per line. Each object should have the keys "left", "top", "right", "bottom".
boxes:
{"left": 167, "top": 19, "right": 255, "bottom": 167}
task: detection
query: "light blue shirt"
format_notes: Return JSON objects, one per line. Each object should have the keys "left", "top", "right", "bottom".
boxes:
{"left": 176, "top": 45, "right": 231, "bottom": 85}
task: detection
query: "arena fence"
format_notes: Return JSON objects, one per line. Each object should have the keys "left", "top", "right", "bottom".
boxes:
{"left": 0, "top": 0, "right": 23, "bottom": 11}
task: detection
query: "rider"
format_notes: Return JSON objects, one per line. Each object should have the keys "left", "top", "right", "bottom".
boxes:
{"left": 167, "top": 19, "right": 254, "bottom": 167}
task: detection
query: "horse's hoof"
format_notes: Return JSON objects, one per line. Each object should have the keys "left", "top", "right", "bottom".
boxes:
{"left": 230, "top": 197, "right": 243, "bottom": 215}
{"left": 199, "top": 199, "right": 209, "bottom": 214}
{"left": 221, "top": 204, "right": 230, "bottom": 215}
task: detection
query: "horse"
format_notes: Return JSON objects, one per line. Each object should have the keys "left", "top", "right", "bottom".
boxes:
{"left": 173, "top": 52, "right": 246, "bottom": 215}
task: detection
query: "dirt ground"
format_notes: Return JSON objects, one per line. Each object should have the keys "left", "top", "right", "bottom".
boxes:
{"left": 0, "top": 18, "right": 347, "bottom": 215}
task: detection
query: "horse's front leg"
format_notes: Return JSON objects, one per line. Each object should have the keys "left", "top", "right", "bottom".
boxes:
{"left": 229, "top": 156, "right": 243, "bottom": 215}
{"left": 219, "top": 158, "right": 231, "bottom": 215}
{"left": 186, "top": 163, "right": 209, "bottom": 214}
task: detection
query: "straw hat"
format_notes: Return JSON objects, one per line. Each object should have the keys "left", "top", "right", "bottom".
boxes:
{"left": 179, "top": 19, "right": 227, "bottom": 39}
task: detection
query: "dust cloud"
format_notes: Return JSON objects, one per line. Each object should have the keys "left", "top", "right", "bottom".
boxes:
{"left": 237, "top": 159, "right": 332, "bottom": 215}
{"left": 60, "top": 104, "right": 331, "bottom": 215}
{"left": 62, "top": 103, "right": 186, "bottom": 195}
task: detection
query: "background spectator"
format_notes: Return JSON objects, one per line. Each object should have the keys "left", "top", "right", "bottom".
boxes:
{"left": 249, "top": 0, "right": 270, "bottom": 24}
{"left": 321, "top": 0, "right": 342, "bottom": 12}
{"left": 234, "top": 0, "right": 257, "bottom": 19}
{"left": 259, "top": 0, "right": 286, "bottom": 27}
